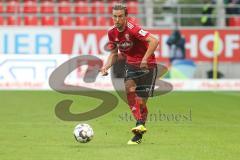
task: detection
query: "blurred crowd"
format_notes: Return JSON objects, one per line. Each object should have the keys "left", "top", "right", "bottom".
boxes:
{"left": 201, "top": 0, "right": 240, "bottom": 26}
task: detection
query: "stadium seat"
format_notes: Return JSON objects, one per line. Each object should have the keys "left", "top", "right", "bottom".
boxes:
{"left": 58, "top": 16, "right": 73, "bottom": 26}
{"left": 24, "top": 0, "right": 37, "bottom": 2}
{"left": 7, "top": 16, "right": 21, "bottom": 25}
{"left": 128, "top": 17, "right": 141, "bottom": 25}
{"left": 40, "top": 1, "right": 54, "bottom": 13}
{"left": 58, "top": 0, "right": 70, "bottom": 1}
{"left": 92, "top": 1, "right": 105, "bottom": 14}
{"left": 108, "top": 1, "right": 115, "bottom": 13}
{"left": 41, "top": 16, "right": 55, "bottom": 26}
{"left": 75, "top": 16, "right": 90, "bottom": 26}
{"left": 0, "top": 16, "right": 4, "bottom": 25}
{"left": 93, "top": 16, "right": 109, "bottom": 26}
{"left": 228, "top": 16, "right": 240, "bottom": 27}
{"left": 58, "top": 0, "right": 71, "bottom": 14}
{"left": 74, "top": 1, "right": 90, "bottom": 14}
{"left": 23, "top": 0, "right": 38, "bottom": 13}
{"left": 127, "top": 1, "right": 139, "bottom": 14}
{"left": 24, "top": 16, "right": 39, "bottom": 25}
{"left": 6, "top": 0, "right": 20, "bottom": 13}
{"left": 108, "top": 17, "right": 114, "bottom": 26}
{"left": 40, "top": 0, "right": 54, "bottom": 1}
{"left": 0, "top": 2, "right": 3, "bottom": 13}
{"left": 12, "top": 0, "right": 21, "bottom": 1}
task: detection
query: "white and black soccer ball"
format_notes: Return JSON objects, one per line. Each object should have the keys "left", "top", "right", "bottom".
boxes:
{"left": 73, "top": 123, "right": 94, "bottom": 143}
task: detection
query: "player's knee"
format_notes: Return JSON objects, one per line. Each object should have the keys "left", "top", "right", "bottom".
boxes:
{"left": 125, "top": 86, "right": 136, "bottom": 93}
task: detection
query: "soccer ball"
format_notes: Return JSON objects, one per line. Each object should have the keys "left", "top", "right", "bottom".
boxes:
{"left": 73, "top": 123, "right": 94, "bottom": 143}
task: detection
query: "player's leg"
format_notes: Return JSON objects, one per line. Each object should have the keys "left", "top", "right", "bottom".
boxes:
{"left": 124, "top": 64, "right": 147, "bottom": 144}
{"left": 131, "top": 65, "right": 158, "bottom": 134}
{"left": 124, "top": 64, "right": 151, "bottom": 124}
{"left": 126, "top": 95, "right": 148, "bottom": 144}
{"left": 136, "top": 97, "right": 148, "bottom": 124}
{"left": 125, "top": 84, "right": 147, "bottom": 132}
{"left": 124, "top": 64, "right": 145, "bottom": 122}
{"left": 125, "top": 79, "right": 145, "bottom": 144}
{"left": 124, "top": 79, "right": 143, "bottom": 124}
{"left": 131, "top": 97, "right": 148, "bottom": 135}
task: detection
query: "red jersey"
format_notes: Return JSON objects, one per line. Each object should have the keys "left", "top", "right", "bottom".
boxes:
{"left": 108, "top": 20, "right": 156, "bottom": 67}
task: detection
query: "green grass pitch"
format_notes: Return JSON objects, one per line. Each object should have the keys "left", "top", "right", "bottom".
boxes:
{"left": 0, "top": 91, "right": 239, "bottom": 160}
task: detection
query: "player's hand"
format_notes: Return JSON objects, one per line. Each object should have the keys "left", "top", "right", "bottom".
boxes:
{"left": 99, "top": 67, "right": 109, "bottom": 76}
{"left": 140, "top": 60, "right": 148, "bottom": 70}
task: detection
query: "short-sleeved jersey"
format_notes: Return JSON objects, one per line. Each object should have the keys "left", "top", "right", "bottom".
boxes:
{"left": 108, "top": 20, "right": 156, "bottom": 67}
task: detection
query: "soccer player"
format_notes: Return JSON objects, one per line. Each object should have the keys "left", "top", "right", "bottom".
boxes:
{"left": 100, "top": 3, "right": 159, "bottom": 144}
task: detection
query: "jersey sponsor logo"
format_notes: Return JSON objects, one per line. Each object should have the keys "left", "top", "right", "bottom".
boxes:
{"left": 139, "top": 29, "right": 148, "bottom": 36}
{"left": 118, "top": 40, "right": 133, "bottom": 51}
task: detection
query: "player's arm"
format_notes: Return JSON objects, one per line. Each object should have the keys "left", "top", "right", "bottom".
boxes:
{"left": 100, "top": 47, "right": 118, "bottom": 76}
{"left": 141, "top": 34, "right": 159, "bottom": 69}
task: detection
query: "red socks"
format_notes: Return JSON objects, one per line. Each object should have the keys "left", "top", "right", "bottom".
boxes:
{"left": 127, "top": 92, "right": 148, "bottom": 123}
{"left": 140, "top": 105, "right": 148, "bottom": 123}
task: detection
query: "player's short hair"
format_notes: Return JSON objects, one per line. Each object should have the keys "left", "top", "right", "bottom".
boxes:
{"left": 112, "top": 3, "right": 128, "bottom": 16}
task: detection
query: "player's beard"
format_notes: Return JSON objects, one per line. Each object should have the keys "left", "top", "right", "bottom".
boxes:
{"left": 115, "top": 23, "right": 120, "bottom": 27}
{"left": 115, "top": 23, "right": 123, "bottom": 31}
{"left": 115, "top": 20, "right": 126, "bottom": 32}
